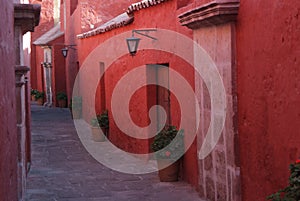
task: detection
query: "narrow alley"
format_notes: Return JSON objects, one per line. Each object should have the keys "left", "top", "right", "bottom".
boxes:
{"left": 25, "top": 104, "right": 203, "bottom": 201}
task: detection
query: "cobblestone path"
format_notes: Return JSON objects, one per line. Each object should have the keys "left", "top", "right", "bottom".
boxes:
{"left": 26, "top": 105, "right": 203, "bottom": 201}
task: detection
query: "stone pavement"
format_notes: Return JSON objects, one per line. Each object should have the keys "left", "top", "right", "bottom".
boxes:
{"left": 26, "top": 104, "right": 204, "bottom": 201}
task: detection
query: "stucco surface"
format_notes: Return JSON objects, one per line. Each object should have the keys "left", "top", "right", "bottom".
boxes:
{"left": 0, "top": 1, "right": 18, "bottom": 201}
{"left": 236, "top": 1, "right": 300, "bottom": 200}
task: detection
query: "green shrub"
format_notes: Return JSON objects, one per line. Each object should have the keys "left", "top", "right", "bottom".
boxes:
{"left": 31, "top": 89, "right": 38, "bottom": 96}
{"left": 56, "top": 92, "right": 67, "bottom": 100}
{"left": 96, "top": 110, "right": 109, "bottom": 128}
{"left": 267, "top": 160, "right": 300, "bottom": 201}
{"left": 151, "top": 125, "right": 184, "bottom": 160}
{"left": 35, "top": 91, "right": 44, "bottom": 99}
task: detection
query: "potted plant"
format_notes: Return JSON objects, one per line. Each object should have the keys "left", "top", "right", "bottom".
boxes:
{"left": 71, "top": 96, "right": 82, "bottom": 119}
{"left": 96, "top": 110, "right": 109, "bottom": 138}
{"left": 35, "top": 91, "right": 45, "bottom": 106}
{"left": 151, "top": 125, "right": 184, "bottom": 182}
{"left": 267, "top": 159, "right": 300, "bottom": 201}
{"left": 90, "top": 117, "right": 105, "bottom": 142}
{"left": 56, "top": 92, "right": 67, "bottom": 108}
{"left": 30, "top": 89, "right": 38, "bottom": 101}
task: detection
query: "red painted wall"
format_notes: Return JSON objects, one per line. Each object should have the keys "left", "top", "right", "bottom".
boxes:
{"left": 30, "top": 44, "right": 38, "bottom": 89}
{"left": 0, "top": 1, "right": 18, "bottom": 201}
{"left": 30, "top": 0, "right": 54, "bottom": 91}
{"left": 30, "top": 0, "right": 66, "bottom": 104}
{"left": 34, "top": 46, "right": 45, "bottom": 92}
{"left": 50, "top": 36, "right": 67, "bottom": 106}
{"left": 31, "top": 38, "right": 67, "bottom": 106}
{"left": 73, "top": 0, "right": 199, "bottom": 188}
{"left": 64, "top": 0, "right": 142, "bottom": 100}
{"left": 31, "top": 44, "right": 47, "bottom": 93}
{"left": 236, "top": 1, "right": 300, "bottom": 200}
{"left": 64, "top": 2, "right": 80, "bottom": 101}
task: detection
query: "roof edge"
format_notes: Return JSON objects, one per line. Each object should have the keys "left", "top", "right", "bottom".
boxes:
{"left": 126, "top": 0, "right": 170, "bottom": 15}
{"left": 77, "top": 0, "right": 171, "bottom": 39}
{"left": 33, "top": 23, "right": 64, "bottom": 46}
{"left": 77, "top": 13, "right": 133, "bottom": 39}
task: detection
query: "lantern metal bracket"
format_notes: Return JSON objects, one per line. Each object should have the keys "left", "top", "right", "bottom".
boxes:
{"left": 61, "top": 44, "right": 77, "bottom": 58}
{"left": 126, "top": 29, "right": 157, "bottom": 56}
{"left": 131, "top": 29, "right": 157, "bottom": 40}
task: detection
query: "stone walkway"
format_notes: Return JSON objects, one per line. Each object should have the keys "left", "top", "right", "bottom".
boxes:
{"left": 26, "top": 105, "right": 203, "bottom": 201}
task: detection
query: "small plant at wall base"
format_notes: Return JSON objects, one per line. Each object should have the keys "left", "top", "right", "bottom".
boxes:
{"left": 267, "top": 159, "right": 300, "bottom": 201}
{"left": 31, "top": 89, "right": 38, "bottom": 95}
{"left": 31, "top": 89, "right": 38, "bottom": 101}
{"left": 56, "top": 92, "right": 67, "bottom": 100}
{"left": 151, "top": 125, "right": 184, "bottom": 182}
{"left": 96, "top": 110, "right": 109, "bottom": 129}
{"left": 34, "top": 91, "right": 44, "bottom": 105}
{"left": 151, "top": 125, "right": 184, "bottom": 160}
{"left": 35, "top": 91, "right": 44, "bottom": 99}
{"left": 96, "top": 110, "right": 109, "bottom": 138}
{"left": 56, "top": 92, "right": 67, "bottom": 108}
{"left": 90, "top": 117, "right": 106, "bottom": 142}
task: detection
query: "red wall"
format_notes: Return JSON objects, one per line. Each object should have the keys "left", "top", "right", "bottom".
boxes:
{"left": 30, "top": 0, "right": 54, "bottom": 91}
{"left": 34, "top": 46, "right": 45, "bottom": 92}
{"left": 65, "top": 8, "right": 80, "bottom": 101}
{"left": 31, "top": 38, "right": 67, "bottom": 106}
{"left": 50, "top": 36, "right": 67, "bottom": 106}
{"left": 0, "top": 1, "right": 18, "bottom": 201}
{"left": 74, "top": 0, "right": 199, "bottom": 187}
{"left": 30, "top": 44, "right": 38, "bottom": 89}
{"left": 30, "top": 0, "right": 66, "bottom": 104}
{"left": 236, "top": 1, "right": 300, "bottom": 200}
{"left": 64, "top": 0, "right": 142, "bottom": 101}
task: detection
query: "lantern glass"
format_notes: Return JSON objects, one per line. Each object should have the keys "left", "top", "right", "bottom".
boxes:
{"left": 126, "top": 37, "right": 141, "bottom": 56}
{"left": 61, "top": 48, "right": 68, "bottom": 58}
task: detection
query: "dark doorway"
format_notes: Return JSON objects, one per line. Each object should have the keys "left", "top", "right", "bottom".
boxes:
{"left": 147, "top": 63, "right": 170, "bottom": 131}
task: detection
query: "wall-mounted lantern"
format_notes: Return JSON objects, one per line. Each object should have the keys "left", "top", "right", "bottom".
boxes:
{"left": 126, "top": 29, "right": 157, "bottom": 56}
{"left": 61, "top": 45, "right": 77, "bottom": 58}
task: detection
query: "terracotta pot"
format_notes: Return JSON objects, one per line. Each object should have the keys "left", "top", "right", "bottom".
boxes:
{"left": 157, "top": 159, "right": 180, "bottom": 182}
{"left": 36, "top": 98, "right": 44, "bottom": 106}
{"left": 91, "top": 127, "right": 105, "bottom": 142}
{"left": 57, "top": 99, "right": 67, "bottom": 108}
{"left": 31, "top": 95, "right": 36, "bottom": 101}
